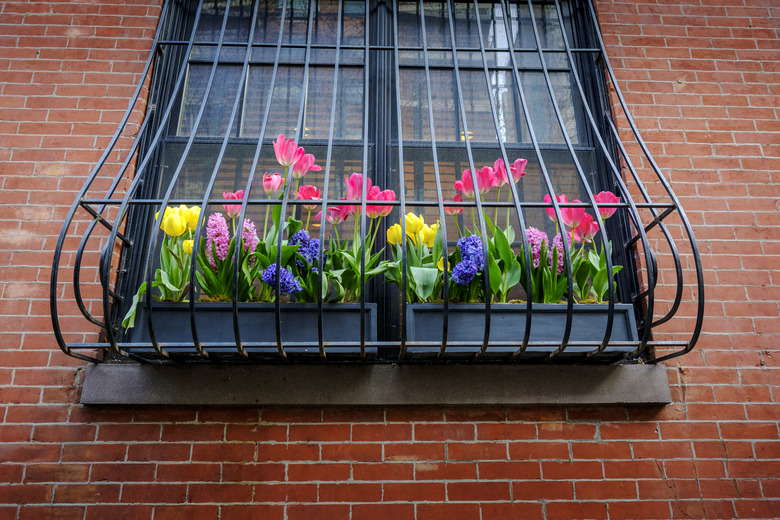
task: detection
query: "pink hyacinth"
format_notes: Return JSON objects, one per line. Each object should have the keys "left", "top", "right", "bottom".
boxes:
{"left": 444, "top": 193, "right": 464, "bottom": 216}
{"left": 454, "top": 166, "right": 498, "bottom": 199}
{"left": 296, "top": 184, "right": 322, "bottom": 211}
{"left": 292, "top": 152, "right": 321, "bottom": 179}
{"left": 222, "top": 190, "right": 244, "bottom": 219}
{"left": 206, "top": 213, "right": 230, "bottom": 269}
{"left": 273, "top": 134, "right": 304, "bottom": 167}
{"left": 594, "top": 190, "right": 620, "bottom": 219}
{"left": 241, "top": 218, "right": 259, "bottom": 254}
{"left": 572, "top": 213, "right": 599, "bottom": 244}
{"left": 524, "top": 227, "right": 549, "bottom": 269}
{"left": 548, "top": 232, "right": 569, "bottom": 275}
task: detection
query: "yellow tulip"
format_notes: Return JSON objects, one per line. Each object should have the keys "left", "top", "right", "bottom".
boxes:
{"left": 437, "top": 257, "right": 445, "bottom": 271}
{"left": 162, "top": 212, "right": 187, "bottom": 237}
{"left": 182, "top": 239, "right": 193, "bottom": 255}
{"left": 182, "top": 205, "right": 200, "bottom": 230}
{"left": 405, "top": 213, "right": 424, "bottom": 235}
{"left": 420, "top": 222, "right": 439, "bottom": 248}
{"left": 387, "top": 224, "right": 403, "bottom": 246}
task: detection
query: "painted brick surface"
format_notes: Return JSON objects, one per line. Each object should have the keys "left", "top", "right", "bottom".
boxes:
{"left": 0, "top": 0, "right": 778, "bottom": 519}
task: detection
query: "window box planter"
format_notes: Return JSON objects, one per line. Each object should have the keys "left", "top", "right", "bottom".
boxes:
{"left": 405, "top": 303, "right": 639, "bottom": 362}
{"left": 127, "top": 302, "right": 378, "bottom": 361}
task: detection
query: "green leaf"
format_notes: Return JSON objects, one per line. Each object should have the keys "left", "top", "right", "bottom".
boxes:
{"left": 121, "top": 282, "right": 148, "bottom": 329}
{"left": 493, "top": 226, "right": 515, "bottom": 267}
{"left": 410, "top": 266, "right": 440, "bottom": 302}
{"left": 488, "top": 253, "right": 502, "bottom": 297}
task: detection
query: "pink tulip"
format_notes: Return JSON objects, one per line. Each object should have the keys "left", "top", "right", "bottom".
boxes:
{"left": 454, "top": 166, "right": 498, "bottom": 199}
{"left": 296, "top": 184, "right": 321, "bottom": 211}
{"left": 509, "top": 158, "right": 527, "bottom": 182}
{"left": 344, "top": 172, "right": 373, "bottom": 215}
{"left": 572, "top": 213, "right": 599, "bottom": 243}
{"left": 317, "top": 204, "right": 350, "bottom": 225}
{"left": 262, "top": 173, "right": 284, "bottom": 196}
{"left": 292, "top": 152, "right": 322, "bottom": 179}
{"left": 366, "top": 187, "right": 396, "bottom": 219}
{"left": 543, "top": 193, "right": 585, "bottom": 228}
{"left": 444, "top": 193, "right": 464, "bottom": 216}
{"left": 493, "top": 158, "right": 526, "bottom": 187}
{"left": 273, "top": 133, "right": 304, "bottom": 167}
{"left": 222, "top": 190, "right": 245, "bottom": 219}
{"left": 594, "top": 190, "right": 620, "bottom": 219}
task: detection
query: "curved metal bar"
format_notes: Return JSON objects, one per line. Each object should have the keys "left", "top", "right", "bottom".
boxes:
{"left": 316, "top": 0, "right": 346, "bottom": 362}
{"left": 98, "top": 0, "right": 207, "bottom": 358}
{"left": 524, "top": 0, "right": 615, "bottom": 360}
{"left": 143, "top": 0, "right": 233, "bottom": 359}
{"left": 497, "top": 0, "right": 575, "bottom": 356}
{"left": 187, "top": 0, "right": 263, "bottom": 359}
{"left": 605, "top": 118, "right": 684, "bottom": 332}
{"left": 548, "top": 0, "right": 659, "bottom": 357}
{"left": 585, "top": 0, "right": 704, "bottom": 360}
{"left": 444, "top": 0, "right": 494, "bottom": 359}
{"left": 414, "top": 0, "right": 452, "bottom": 360}
{"left": 72, "top": 113, "right": 155, "bottom": 330}
{"left": 50, "top": 0, "right": 173, "bottom": 358}
{"left": 471, "top": 0, "right": 534, "bottom": 361}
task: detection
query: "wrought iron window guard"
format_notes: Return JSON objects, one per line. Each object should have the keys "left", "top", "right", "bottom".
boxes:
{"left": 50, "top": 0, "right": 704, "bottom": 365}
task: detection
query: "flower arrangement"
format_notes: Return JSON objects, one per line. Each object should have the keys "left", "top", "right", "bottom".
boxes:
{"left": 123, "top": 134, "right": 396, "bottom": 330}
{"left": 385, "top": 157, "right": 623, "bottom": 305}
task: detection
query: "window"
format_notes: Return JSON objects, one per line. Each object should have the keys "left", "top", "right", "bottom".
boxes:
{"left": 52, "top": 0, "right": 704, "bottom": 367}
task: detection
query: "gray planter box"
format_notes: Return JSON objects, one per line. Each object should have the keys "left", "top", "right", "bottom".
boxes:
{"left": 127, "top": 302, "right": 377, "bottom": 361}
{"left": 405, "top": 303, "right": 639, "bottom": 362}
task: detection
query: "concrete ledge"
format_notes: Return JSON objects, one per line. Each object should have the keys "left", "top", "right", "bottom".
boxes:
{"left": 81, "top": 364, "right": 671, "bottom": 406}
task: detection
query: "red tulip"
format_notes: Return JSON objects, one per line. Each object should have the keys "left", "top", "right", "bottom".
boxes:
{"left": 344, "top": 172, "right": 372, "bottom": 215}
{"left": 493, "top": 158, "right": 527, "bottom": 187}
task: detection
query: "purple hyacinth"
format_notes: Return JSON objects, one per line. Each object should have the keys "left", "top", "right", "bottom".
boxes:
{"left": 457, "top": 235, "right": 484, "bottom": 271}
{"left": 241, "top": 218, "right": 259, "bottom": 254}
{"left": 452, "top": 260, "right": 478, "bottom": 286}
{"left": 290, "top": 229, "right": 321, "bottom": 266}
{"left": 261, "top": 263, "right": 302, "bottom": 294}
{"left": 206, "top": 213, "right": 230, "bottom": 269}
{"left": 524, "top": 227, "right": 549, "bottom": 269}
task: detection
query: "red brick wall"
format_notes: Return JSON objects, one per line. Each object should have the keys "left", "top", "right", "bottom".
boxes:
{"left": 1, "top": 0, "right": 778, "bottom": 518}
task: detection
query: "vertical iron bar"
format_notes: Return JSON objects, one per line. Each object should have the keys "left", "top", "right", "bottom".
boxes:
{"left": 357, "top": 0, "right": 372, "bottom": 362}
